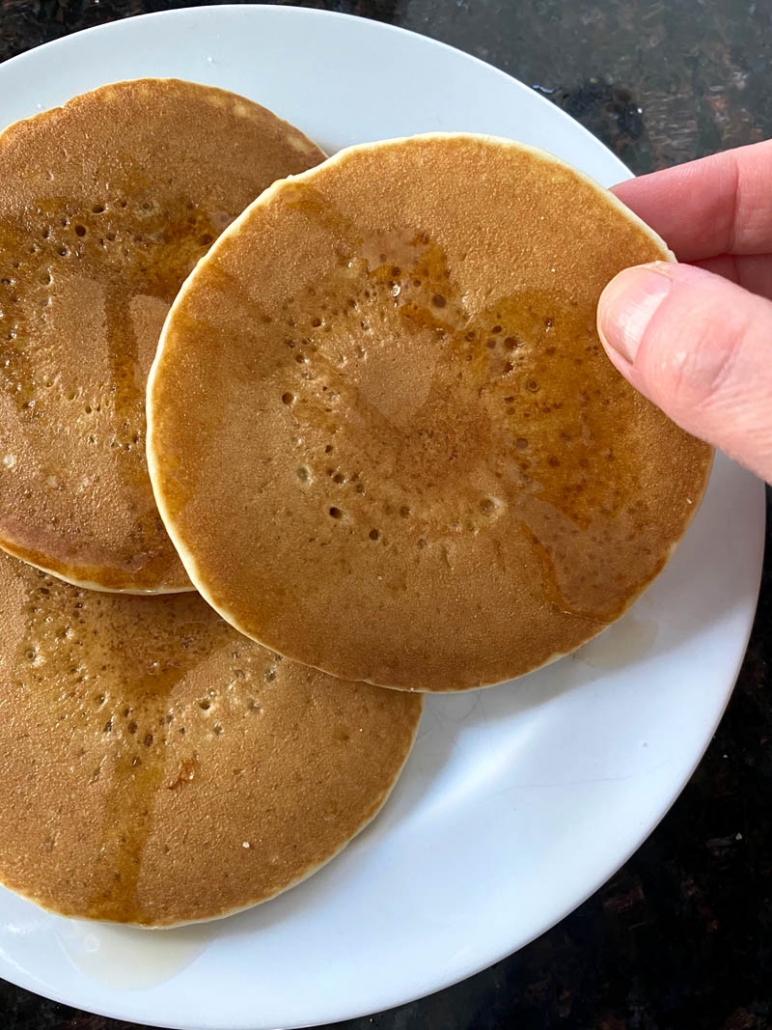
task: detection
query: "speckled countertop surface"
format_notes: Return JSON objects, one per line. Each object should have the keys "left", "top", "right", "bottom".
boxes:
{"left": 0, "top": 1, "right": 770, "bottom": 1028}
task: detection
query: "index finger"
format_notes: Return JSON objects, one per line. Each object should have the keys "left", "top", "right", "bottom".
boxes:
{"left": 611, "top": 140, "right": 772, "bottom": 261}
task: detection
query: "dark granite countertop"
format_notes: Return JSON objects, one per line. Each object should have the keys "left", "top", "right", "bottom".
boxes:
{"left": 0, "top": 1, "right": 770, "bottom": 1028}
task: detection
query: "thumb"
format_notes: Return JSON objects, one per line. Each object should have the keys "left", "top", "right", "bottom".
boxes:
{"left": 597, "top": 261, "right": 772, "bottom": 484}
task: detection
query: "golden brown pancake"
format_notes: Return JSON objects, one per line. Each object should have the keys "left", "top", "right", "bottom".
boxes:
{"left": 148, "top": 134, "right": 713, "bottom": 692}
{"left": 0, "top": 78, "right": 324, "bottom": 593}
{"left": 0, "top": 548, "right": 421, "bottom": 926}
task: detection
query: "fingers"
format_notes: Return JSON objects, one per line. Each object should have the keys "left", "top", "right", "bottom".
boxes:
{"left": 611, "top": 140, "right": 772, "bottom": 260}
{"left": 694, "top": 253, "right": 772, "bottom": 300}
{"left": 597, "top": 261, "right": 772, "bottom": 483}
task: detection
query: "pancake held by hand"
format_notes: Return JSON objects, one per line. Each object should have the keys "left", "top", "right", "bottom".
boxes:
{"left": 148, "top": 135, "right": 712, "bottom": 692}
{"left": 0, "top": 550, "right": 421, "bottom": 926}
{"left": 0, "top": 78, "right": 324, "bottom": 592}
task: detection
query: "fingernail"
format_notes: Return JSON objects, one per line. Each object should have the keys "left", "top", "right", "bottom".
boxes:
{"left": 598, "top": 263, "right": 673, "bottom": 364}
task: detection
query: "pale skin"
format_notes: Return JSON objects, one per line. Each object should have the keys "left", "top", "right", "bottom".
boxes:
{"left": 598, "top": 140, "right": 772, "bottom": 486}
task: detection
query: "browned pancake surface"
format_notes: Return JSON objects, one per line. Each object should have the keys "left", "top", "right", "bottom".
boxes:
{"left": 0, "top": 78, "right": 324, "bottom": 592}
{"left": 148, "top": 134, "right": 712, "bottom": 691}
{"left": 0, "top": 549, "right": 420, "bottom": 926}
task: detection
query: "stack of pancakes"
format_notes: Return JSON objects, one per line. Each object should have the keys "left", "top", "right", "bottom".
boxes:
{"left": 0, "top": 79, "right": 711, "bottom": 926}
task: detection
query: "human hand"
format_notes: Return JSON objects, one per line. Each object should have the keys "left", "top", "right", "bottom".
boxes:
{"left": 598, "top": 141, "right": 772, "bottom": 484}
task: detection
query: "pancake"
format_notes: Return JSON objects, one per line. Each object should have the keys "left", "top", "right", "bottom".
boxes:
{"left": 0, "top": 548, "right": 421, "bottom": 926}
{"left": 147, "top": 134, "right": 713, "bottom": 692}
{"left": 0, "top": 78, "right": 324, "bottom": 593}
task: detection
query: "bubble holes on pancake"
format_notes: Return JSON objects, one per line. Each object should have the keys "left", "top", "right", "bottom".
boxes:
{"left": 17, "top": 570, "right": 288, "bottom": 920}
{"left": 0, "top": 183, "right": 232, "bottom": 550}
{"left": 266, "top": 188, "right": 639, "bottom": 618}
{"left": 0, "top": 188, "right": 225, "bottom": 425}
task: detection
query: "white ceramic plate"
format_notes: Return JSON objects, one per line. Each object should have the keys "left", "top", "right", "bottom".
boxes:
{"left": 0, "top": 7, "right": 765, "bottom": 1029}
